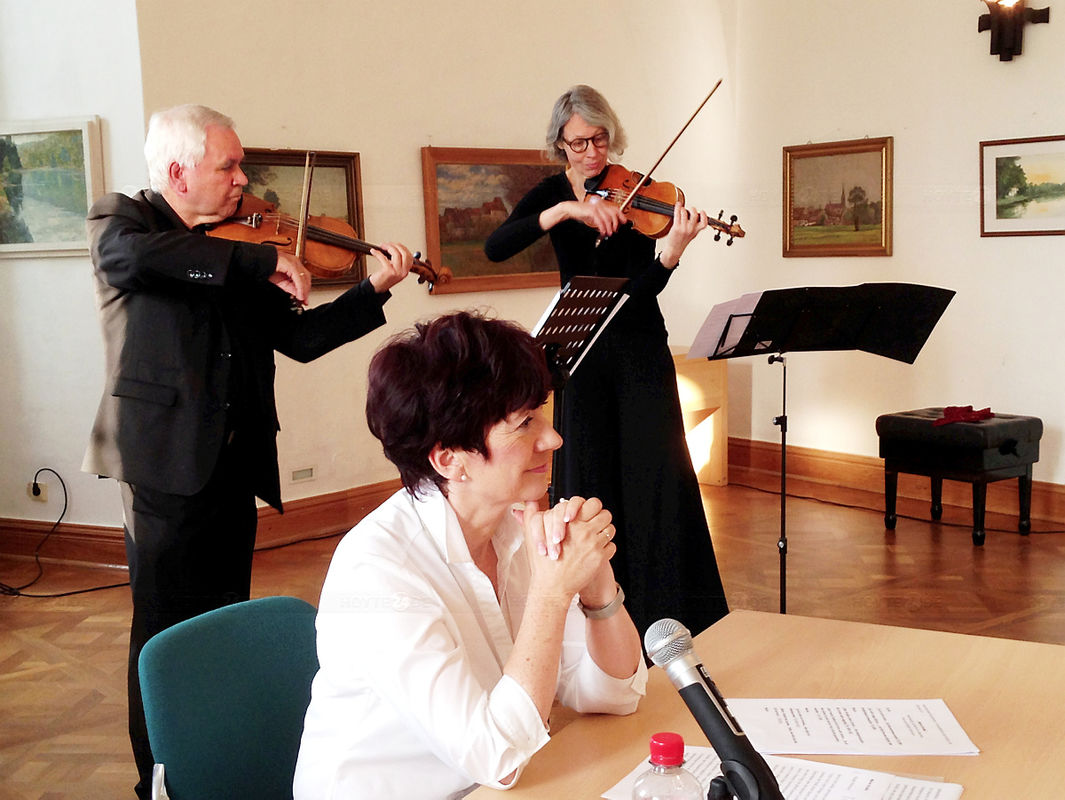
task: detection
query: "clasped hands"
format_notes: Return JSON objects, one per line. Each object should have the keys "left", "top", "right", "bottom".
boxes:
{"left": 514, "top": 496, "right": 618, "bottom": 608}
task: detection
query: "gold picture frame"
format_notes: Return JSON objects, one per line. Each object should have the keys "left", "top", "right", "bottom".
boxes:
{"left": 783, "top": 136, "right": 893, "bottom": 257}
{"left": 240, "top": 147, "right": 364, "bottom": 286}
{"left": 421, "top": 146, "right": 560, "bottom": 294}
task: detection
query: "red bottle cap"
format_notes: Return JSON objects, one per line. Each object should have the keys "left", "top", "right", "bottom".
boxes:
{"left": 648, "top": 731, "right": 685, "bottom": 766}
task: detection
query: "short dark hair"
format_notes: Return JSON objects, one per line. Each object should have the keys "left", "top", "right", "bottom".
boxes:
{"left": 366, "top": 311, "right": 552, "bottom": 495}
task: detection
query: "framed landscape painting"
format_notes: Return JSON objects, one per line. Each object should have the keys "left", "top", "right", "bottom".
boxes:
{"left": 240, "top": 147, "right": 365, "bottom": 285}
{"left": 980, "top": 135, "right": 1065, "bottom": 237}
{"left": 783, "top": 136, "right": 893, "bottom": 257}
{"left": 421, "top": 146, "right": 560, "bottom": 294}
{"left": 0, "top": 116, "right": 104, "bottom": 256}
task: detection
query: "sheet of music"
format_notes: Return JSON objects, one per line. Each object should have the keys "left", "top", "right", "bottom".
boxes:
{"left": 687, "top": 290, "right": 763, "bottom": 360}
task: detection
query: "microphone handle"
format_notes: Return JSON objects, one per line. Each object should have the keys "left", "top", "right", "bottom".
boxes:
{"left": 677, "top": 675, "right": 784, "bottom": 800}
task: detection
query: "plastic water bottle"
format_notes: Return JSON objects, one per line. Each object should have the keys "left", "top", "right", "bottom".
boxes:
{"left": 632, "top": 731, "right": 704, "bottom": 800}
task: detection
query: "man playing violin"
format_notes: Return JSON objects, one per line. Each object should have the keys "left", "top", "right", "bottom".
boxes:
{"left": 484, "top": 85, "right": 729, "bottom": 644}
{"left": 82, "top": 103, "right": 414, "bottom": 800}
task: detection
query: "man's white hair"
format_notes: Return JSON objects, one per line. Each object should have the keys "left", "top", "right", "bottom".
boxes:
{"left": 143, "top": 104, "right": 235, "bottom": 192}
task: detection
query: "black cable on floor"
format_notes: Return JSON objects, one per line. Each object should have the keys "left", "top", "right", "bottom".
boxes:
{"left": 1, "top": 468, "right": 130, "bottom": 599}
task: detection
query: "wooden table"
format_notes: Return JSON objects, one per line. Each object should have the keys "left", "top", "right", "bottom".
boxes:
{"left": 470, "top": 610, "right": 1065, "bottom": 799}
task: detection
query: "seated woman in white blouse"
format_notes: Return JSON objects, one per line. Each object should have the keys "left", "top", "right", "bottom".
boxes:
{"left": 293, "top": 310, "right": 647, "bottom": 800}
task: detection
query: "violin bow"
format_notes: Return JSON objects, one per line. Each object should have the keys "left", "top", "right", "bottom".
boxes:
{"left": 619, "top": 78, "right": 723, "bottom": 213}
{"left": 295, "top": 151, "right": 316, "bottom": 260}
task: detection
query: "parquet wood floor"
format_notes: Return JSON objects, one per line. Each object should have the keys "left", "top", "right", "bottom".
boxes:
{"left": 2, "top": 483, "right": 1064, "bottom": 799}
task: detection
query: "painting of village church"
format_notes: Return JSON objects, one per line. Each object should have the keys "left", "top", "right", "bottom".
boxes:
{"left": 422, "top": 148, "right": 560, "bottom": 291}
{"left": 784, "top": 137, "right": 892, "bottom": 257}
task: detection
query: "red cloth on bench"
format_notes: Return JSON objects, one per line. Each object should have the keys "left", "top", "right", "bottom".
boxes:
{"left": 933, "top": 405, "right": 994, "bottom": 427}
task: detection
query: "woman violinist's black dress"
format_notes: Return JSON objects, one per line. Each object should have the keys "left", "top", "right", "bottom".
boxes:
{"left": 485, "top": 172, "right": 728, "bottom": 638}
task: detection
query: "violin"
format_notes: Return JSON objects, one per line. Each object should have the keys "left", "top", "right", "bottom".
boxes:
{"left": 207, "top": 193, "right": 451, "bottom": 289}
{"left": 584, "top": 164, "right": 745, "bottom": 244}
{"left": 580, "top": 79, "right": 745, "bottom": 246}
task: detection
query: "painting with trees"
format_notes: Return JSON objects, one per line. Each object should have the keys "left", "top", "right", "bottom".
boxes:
{"left": 0, "top": 116, "right": 103, "bottom": 256}
{"left": 981, "top": 135, "right": 1065, "bottom": 237}
{"left": 783, "top": 136, "right": 893, "bottom": 257}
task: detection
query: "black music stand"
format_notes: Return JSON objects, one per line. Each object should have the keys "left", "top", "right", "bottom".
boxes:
{"left": 532, "top": 275, "right": 630, "bottom": 504}
{"left": 689, "top": 282, "right": 956, "bottom": 614}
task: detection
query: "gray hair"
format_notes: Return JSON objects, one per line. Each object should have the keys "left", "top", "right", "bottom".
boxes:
{"left": 144, "top": 104, "right": 235, "bottom": 192}
{"left": 543, "top": 85, "right": 627, "bottom": 165}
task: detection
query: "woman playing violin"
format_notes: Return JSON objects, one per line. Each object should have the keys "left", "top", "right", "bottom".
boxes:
{"left": 484, "top": 84, "right": 729, "bottom": 640}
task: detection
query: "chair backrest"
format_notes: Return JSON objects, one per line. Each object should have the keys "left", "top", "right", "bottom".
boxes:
{"left": 139, "top": 596, "right": 319, "bottom": 800}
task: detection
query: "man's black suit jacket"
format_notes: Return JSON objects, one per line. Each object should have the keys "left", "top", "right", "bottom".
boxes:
{"left": 83, "top": 190, "right": 390, "bottom": 510}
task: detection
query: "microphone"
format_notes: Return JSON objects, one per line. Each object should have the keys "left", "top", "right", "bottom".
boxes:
{"left": 644, "top": 618, "right": 784, "bottom": 800}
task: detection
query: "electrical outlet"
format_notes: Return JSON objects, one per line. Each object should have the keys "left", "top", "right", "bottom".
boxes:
{"left": 291, "top": 466, "right": 316, "bottom": 483}
{"left": 28, "top": 482, "right": 48, "bottom": 502}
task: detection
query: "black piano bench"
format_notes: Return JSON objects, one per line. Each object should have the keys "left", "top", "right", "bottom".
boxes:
{"left": 875, "top": 408, "right": 1042, "bottom": 545}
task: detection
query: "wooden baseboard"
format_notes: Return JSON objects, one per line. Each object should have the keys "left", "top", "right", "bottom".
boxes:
{"left": 0, "top": 479, "right": 403, "bottom": 569}
{"left": 727, "top": 437, "right": 1065, "bottom": 524}
{"left": 0, "top": 519, "right": 131, "bottom": 570}
{"left": 254, "top": 480, "right": 401, "bottom": 549}
{"left": 7, "top": 441, "right": 1064, "bottom": 569}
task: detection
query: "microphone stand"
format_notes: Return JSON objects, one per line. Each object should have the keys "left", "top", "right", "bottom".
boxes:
{"left": 708, "top": 776, "right": 734, "bottom": 800}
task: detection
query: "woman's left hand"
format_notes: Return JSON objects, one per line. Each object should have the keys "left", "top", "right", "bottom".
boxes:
{"left": 657, "top": 202, "right": 710, "bottom": 269}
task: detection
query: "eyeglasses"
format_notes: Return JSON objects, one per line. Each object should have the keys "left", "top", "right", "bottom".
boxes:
{"left": 561, "top": 131, "right": 609, "bottom": 153}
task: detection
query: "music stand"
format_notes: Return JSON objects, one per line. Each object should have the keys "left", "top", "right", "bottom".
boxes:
{"left": 532, "top": 275, "right": 630, "bottom": 504}
{"left": 689, "top": 282, "right": 956, "bottom": 613}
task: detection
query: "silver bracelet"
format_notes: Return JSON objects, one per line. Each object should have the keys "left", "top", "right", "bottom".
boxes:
{"left": 578, "top": 582, "right": 625, "bottom": 620}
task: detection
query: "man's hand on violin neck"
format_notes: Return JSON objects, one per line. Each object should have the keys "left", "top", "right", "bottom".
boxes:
{"left": 269, "top": 251, "right": 312, "bottom": 305}
{"left": 367, "top": 242, "right": 414, "bottom": 293}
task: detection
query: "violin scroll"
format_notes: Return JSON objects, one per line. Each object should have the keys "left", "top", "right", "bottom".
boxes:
{"left": 712, "top": 210, "right": 745, "bottom": 246}
{"left": 409, "top": 253, "right": 452, "bottom": 288}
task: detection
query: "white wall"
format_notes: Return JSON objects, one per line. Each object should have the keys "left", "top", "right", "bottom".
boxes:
{"left": 2, "top": 0, "right": 1064, "bottom": 530}
{"left": 720, "top": 1, "right": 1065, "bottom": 481}
{"left": 1, "top": 0, "right": 145, "bottom": 526}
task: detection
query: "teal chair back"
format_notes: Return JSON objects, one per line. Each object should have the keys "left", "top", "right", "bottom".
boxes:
{"left": 139, "top": 596, "right": 319, "bottom": 800}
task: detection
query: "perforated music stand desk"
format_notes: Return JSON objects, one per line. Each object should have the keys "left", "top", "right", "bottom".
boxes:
{"left": 532, "top": 275, "right": 629, "bottom": 503}
{"left": 532, "top": 275, "right": 629, "bottom": 384}
{"left": 688, "top": 282, "right": 956, "bottom": 613}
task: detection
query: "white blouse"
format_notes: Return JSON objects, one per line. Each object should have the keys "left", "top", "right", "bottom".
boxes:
{"left": 293, "top": 487, "right": 647, "bottom": 800}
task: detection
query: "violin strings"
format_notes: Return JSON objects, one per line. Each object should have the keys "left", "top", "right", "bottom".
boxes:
{"left": 603, "top": 189, "right": 674, "bottom": 216}
{"left": 257, "top": 212, "right": 441, "bottom": 279}
{"left": 261, "top": 213, "right": 373, "bottom": 254}
{"left": 602, "top": 191, "right": 734, "bottom": 234}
